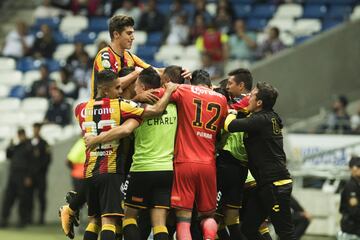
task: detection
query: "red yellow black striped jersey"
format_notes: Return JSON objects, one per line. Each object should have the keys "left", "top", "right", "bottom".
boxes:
{"left": 90, "top": 46, "right": 150, "bottom": 99}
{"left": 75, "top": 98, "right": 144, "bottom": 178}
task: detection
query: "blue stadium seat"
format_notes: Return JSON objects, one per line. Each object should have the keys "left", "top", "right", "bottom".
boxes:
{"left": 9, "top": 85, "right": 26, "bottom": 99}
{"left": 327, "top": 5, "right": 352, "bottom": 20}
{"left": 234, "top": 4, "right": 252, "bottom": 18}
{"left": 53, "top": 31, "right": 72, "bottom": 44}
{"left": 322, "top": 19, "right": 342, "bottom": 31}
{"left": 33, "top": 17, "right": 61, "bottom": 31}
{"left": 88, "top": 17, "right": 108, "bottom": 32}
{"left": 252, "top": 4, "right": 277, "bottom": 18}
{"left": 136, "top": 45, "right": 158, "bottom": 61}
{"left": 230, "top": 0, "right": 253, "bottom": 4}
{"left": 157, "top": 3, "right": 171, "bottom": 16}
{"left": 246, "top": 18, "right": 268, "bottom": 31}
{"left": 303, "top": 4, "right": 327, "bottom": 18}
{"left": 146, "top": 32, "right": 163, "bottom": 46}
{"left": 328, "top": 0, "right": 356, "bottom": 4}
{"left": 183, "top": 4, "right": 195, "bottom": 16}
{"left": 305, "top": 0, "right": 327, "bottom": 4}
{"left": 46, "top": 59, "right": 61, "bottom": 72}
{"left": 73, "top": 31, "right": 97, "bottom": 44}
{"left": 16, "top": 57, "right": 42, "bottom": 72}
{"left": 147, "top": 60, "right": 165, "bottom": 68}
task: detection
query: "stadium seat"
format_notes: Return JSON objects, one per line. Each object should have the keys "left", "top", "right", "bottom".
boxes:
{"left": 73, "top": 31, "right": 97, "bottom": 44}
{"left": 302, "top": 4, "right": 327, "bottom": 18}
{"left": 306, "top": 0, "right": 327, "bottom": 4}
{"left": 268, "top": 18, "right": 295, "bottom": 32}
{"left": 252, "top": 4, "right": 277, "bottom": 18}
{"left": 33, "top": 17, "right": 61, "bottom": 31}
{"left": 183, "top": 3, "right": 195, "bottom": 17}
{"left": 0, "top": 112, "right": 24, "bottom": 126}
{"left": 328, "top": 0, "right": 356, "bottom": 4}
{"left": 184, "top": 45, "right": 201, "bottom": 60}
{"left": 166, "top": 58, "right": 200, "bottom": 72}
{"left": 23, "top": 70, "right": 41, "bottom": 88}
{"left": 246, "top": 18, "right": 268, "bottom": 31}
{"left": 234, "top": 4, "right": 252, "bottom": 18}
{"left": 61, "top": 124, "right": 81, "bottom": 140}
{"left": 60, "top": 15, "right": 89, "bottom": 35}
{"left": 293, "top": 19, "right": 322, "bottom": 36}
{"left": 0, "top": 150, "right": 6, "bottom": 162}
{"left": 22, "top": 112, "right": 46, "bottom": 126}
{"left": 230, "top": 0, "right": 253, "bottom": 3}
{"left": 206, "top": 3, "right": 217, "bottom": 17}
{"left": 50, "top": 71, "right": 61, "bottom": 82}
{"left": 9, "top": 85, "right": 26, "bottom": 99}
{"left": 21, "top": 97, "right": 49, "bottom": 113}
{"left": 136, "top": 45, "right": 158, "bottom": 60}
{"left": 16, "top": 57, "right": 43, "bottom": 72}
{"left": 350, "top": 5, "right": 360, "bottom": 20}
{"left": 280, "top": 32, "right": 295, "bottom": 46}
{"left": 146, "top": 32, "right": 163, "bottom": 46}
{"left": 85, "top": 44, "right": 98, "bottom": 58}
{"left": 147, "top": 60, "right": 165, "bottom": 68}
{"left": 96, "top": 31, "right": 111, "bottom": 44}
{"left": 326, "top": 5, "right": 352, "bottom": 20}
{"left": 274, "top": 4, "right": 303, "bottom": 19}
{"left": 88, "top": 17, "right": 108, "bottom": 32}
{"left": 134, "top": 31, "right": 147, "bottom": 45}
{"left": 40, "top": 123, "right": 63, "bottom": 144}
{"left": 157, "top": 3, "right": 171, "bottom": 16}
{"left": 53, "top": 31, "right": 72, "bottom": 44}
{"left": 321, "top": 19, "right": 342, "bottom": 31}
{"left": 46, "top": 59, "right": 61, "bottom": 72}
{"left": 155, "top": 44, "right": 185, "bottom": 62}
{"left": 0, "top": 126, "right": 16, "bottom": 140}
{"left": 0, "top": 85, "right": 10, "bottom": 98}
{"left": 0, "top": 97, "right": 21, "bottom": 111}
{"left": 0, "top": 70, "right": 22, "bottom": 87}
{"left": 0, "top": 57, "right": 16, "bottom": 71}
{"left": 54, "top": 43, "right": 75, "bottom": 61}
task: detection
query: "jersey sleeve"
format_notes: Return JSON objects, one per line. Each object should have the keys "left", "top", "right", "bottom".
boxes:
{"left": 67, "top": 139, "right": 86, "bottom": 164}
{"left": 131, "top": 53, "right": 150, "bottom": 69}
{"left": 227, "top": 113, "right": 264, "bottom": 133}
{"left": 94, "top": 50, "right": 116, "bottom": 72}
{"left": 74, "top": 102, "right": 85, "bottom": 121}
{"left": 120, "top": 99, "right": 145, "bottom": 123}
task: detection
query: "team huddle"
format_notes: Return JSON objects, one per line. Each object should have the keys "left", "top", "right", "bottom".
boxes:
{"left": 59, "top": 15, "right": 296, "bottom": 240}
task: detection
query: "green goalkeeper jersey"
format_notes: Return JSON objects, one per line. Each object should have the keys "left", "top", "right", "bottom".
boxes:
{"left": 222, "top": 131, "right": 248, "bottom": 163}
{"left": 131, "top": 103, "right": 177, "bottom": 172}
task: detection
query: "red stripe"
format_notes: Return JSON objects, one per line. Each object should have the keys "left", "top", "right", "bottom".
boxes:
{"left": 99, "top": 98, "right": 111, "bottom": 174}
{"left": 108, "top": 49, "right": 118, "bottom": 73}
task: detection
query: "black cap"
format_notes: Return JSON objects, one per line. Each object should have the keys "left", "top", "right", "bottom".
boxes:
{"left": 349, "top": 156, "right": 360, "bottom": 168}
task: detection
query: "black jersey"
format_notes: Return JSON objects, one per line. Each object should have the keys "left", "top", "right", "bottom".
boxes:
{"left": 340, "top": 177, "right": 360, "bottom": 236}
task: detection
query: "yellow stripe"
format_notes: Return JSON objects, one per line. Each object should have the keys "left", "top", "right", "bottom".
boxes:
{"left": 85, "top": 101, "right": 96, "bottom": 178}
{"left": 273, "top": 179, "right": 292, "bottom": 186}
{"left": 86, "top": 223, "right": 101, "bottom": 234}
{"left": 101, "top": 213, "right": 124, "bottom": 217}
{"left": 225, "top": 204, "right": 241, "bottom": 209}
{"left": 153, "top": 225, "right": 168, "bottom": 235}
{"left": 107, "top": 99, "right": 121, "bottom": 172}
{"left": 123, "top": 218, "right": 137, "bottom": 227}
{"left": 102, "top": 224, "right": 116, "bottom": 232}
{"left": 224, "top": 114, "right": 236, "bottom": 132}
{"left": 125, "top": 203, "right": 147, "bottom": 209}
{"left": 154, "top": 205, "right": 170, "bottom": 209}
{"left": 259, "top": 226, "right": 270, "bottom": 234}
{"left": 244, "top": 181, "right": 257, "bottom": 189}
{"left": 224, "top": 216, "right": 240, "bottom": 226}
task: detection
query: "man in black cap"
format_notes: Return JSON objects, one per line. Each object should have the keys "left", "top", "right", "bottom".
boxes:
{"left": 338, "top": 156, "right": 360, "bottom": 240}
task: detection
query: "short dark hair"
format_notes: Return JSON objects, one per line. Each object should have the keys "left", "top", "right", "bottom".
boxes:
{"left": 255, "top": 82, "right": 278, "bottom": 110}
{"left": 271, "top": 27, "right": 280, "bottom": 38}
{"left": 17, "top": 128, "right": 26, "bottom": 135}
{"left": 164, "top": 65, "right": 184, "bottom": 84}
{"left": 97, "top": 70, "right": 118, "bottom": 86}
{"left": 349, "top": 156, "right": 360, "bottom": 168}
{"left": 138, "top": 67, "right": 161, "bottom": 89}
{"left": 33, "top": 122, "right": 42, "bottom": 128}
{"left": 191, "top": 69, "right": 211, "bottom": 88}
{"left": 228, "top": 68, "right": 253, "bottom": 91}
{"left": 109, "top": 15, "right": 135, "bottom": 40}
{"left": 118, "top": 66, "right": 135, "bottom": 77}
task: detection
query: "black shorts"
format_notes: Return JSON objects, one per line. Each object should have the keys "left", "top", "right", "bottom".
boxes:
{"left": 85, "top": 173, "right": 125, "bottom": 218}
{"left": 216, "top": 150, "right": 248, "bottom": 213}
{"left": 124, "top": 171, "right": 173, "bottom": 209}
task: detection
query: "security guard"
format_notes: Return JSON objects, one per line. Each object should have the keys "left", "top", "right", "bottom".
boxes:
{"left": 338, "top": 156, "right": 360, "bottom": 240}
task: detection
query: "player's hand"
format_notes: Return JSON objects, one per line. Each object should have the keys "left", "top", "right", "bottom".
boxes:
{"left": 134, "top": 89, "right": 159, "bottom": 104}
{"left": 181, "top": 68, "right": 192, "bottom": 80}
{"left": 135, "top": 66, "right": 143, "bottom": 74}
{"left": 164, "top": 82, "right": 178, "bottom": 93}
{"left": 228, "top": 109, "right": 237, "bottom": 115}
{"left": 84, "top": 135, "right": 99, "bottom": 151}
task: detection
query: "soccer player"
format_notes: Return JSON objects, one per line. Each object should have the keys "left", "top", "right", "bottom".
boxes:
{"left": 216, "top": 69, "right": 252, "bottom": 240}
{"left": 85, "top": 66, "right": 180, "bottom": 240}
{"left": 224, "top": 82, "right": 296, "bottom": 240}
{"left": 169, "top": 70, "right": 228, "bottom": 240}
{"left": 61, "top": 69, "right": 176, "bottom": 240}
{"left": 90, "top": 15, "right": 191, "bottom": 99}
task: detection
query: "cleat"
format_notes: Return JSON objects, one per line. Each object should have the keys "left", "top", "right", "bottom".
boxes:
{"left": 65, "top": 191, "right": 80, "bottom": 227}
{"left": 59, "top": 205, "right": 75, "bottom": 239}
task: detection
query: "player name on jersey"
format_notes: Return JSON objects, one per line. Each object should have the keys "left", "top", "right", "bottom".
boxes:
{"left": 196, "top": 131, "right": 213, "bottom": 139}
{"left": 146, "top": 116, "right": 177, "bottom": 126}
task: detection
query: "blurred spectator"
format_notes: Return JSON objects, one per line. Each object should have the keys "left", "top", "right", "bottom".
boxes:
{"left": 56, "top": 67, "right": 79, "bottom": 99}
{"left": 96, "top": 40, "right": 108, "bottom": 52}
{"left": 201, "top": 52, "right": 223, "bottom": 81}
{"left": 217, "top": 0, "right": 235, "bottom": 22}
{"left": 114, "top": 0, "right": 141, "bottom": 28}
{"left": 72, "top": 52, "right": 92, "bottom": 91}
{"left": 71, "top": 0, "right": 103, "bottom": 16}
{"left": 31, "top": 24, "right": 57, "bottom": 59}
{"left": 191, "top": 0, "right": 212, "bottom": 25}
{"left": 338, "top": 156, "right": 360, "bottom": 240}
{"left": 319, "top": 95, "right": 351, "bottom": 134}
{"left": 166, "top": 14, "right": 189, "bottom": 46}
{"left": 351, "top": 106, "right": 360, "bottom": 134}
{"left": 33, "top": 0, "right": 67, "bottom": 19}
{"left": 189, "top": 14, "right": 207, "bottom": 44}
{"left": 168, "top": 0, "right": 187, "bottom": 27}
{"left": 0, "top": 129, "right": 34, "bottom": 228}
{"left": 290, "top": 195, "right": 312, "bottom": 240}
{"left": 196, "top": 22, "right": 229, "bottom": 63}
{"left": 228, "top": 19, "right": 257, "bottom": 61}
{"left": 215, "top": 5, "right": 232, "bottom": 34}
{"left": 44, "top": 88, "right": 72, "bottom": 126}
{"left": 66, "top": 42, "right": 88, "bottom": 70}
{"left": 256, "top": 27, "right": 285, "bottom": 60}
{"left": 2, "top": 20, "right": 34, "bottom": 59}
{"left": 138, "top": 0, "right": 165, "bottom": 32}
{"left": 28, "top": 123, "right": 51, "bottom": 225}
{"left": 28, "top": 64, "right": 56, "bottom": 98}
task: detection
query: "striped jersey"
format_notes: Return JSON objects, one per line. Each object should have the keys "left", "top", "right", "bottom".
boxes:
{"left": 75, "top": 98, "right": 144, "bottom": 178}
{"left": 90, "top": 46, "right": 150, "bottom": 99}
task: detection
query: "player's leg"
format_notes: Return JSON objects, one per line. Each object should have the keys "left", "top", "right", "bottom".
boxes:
{"left": 123, "top": 206, "right": 141, "bottom": 240}
{"left": 84, "top": 217, "right": 101, "bottom": 240}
